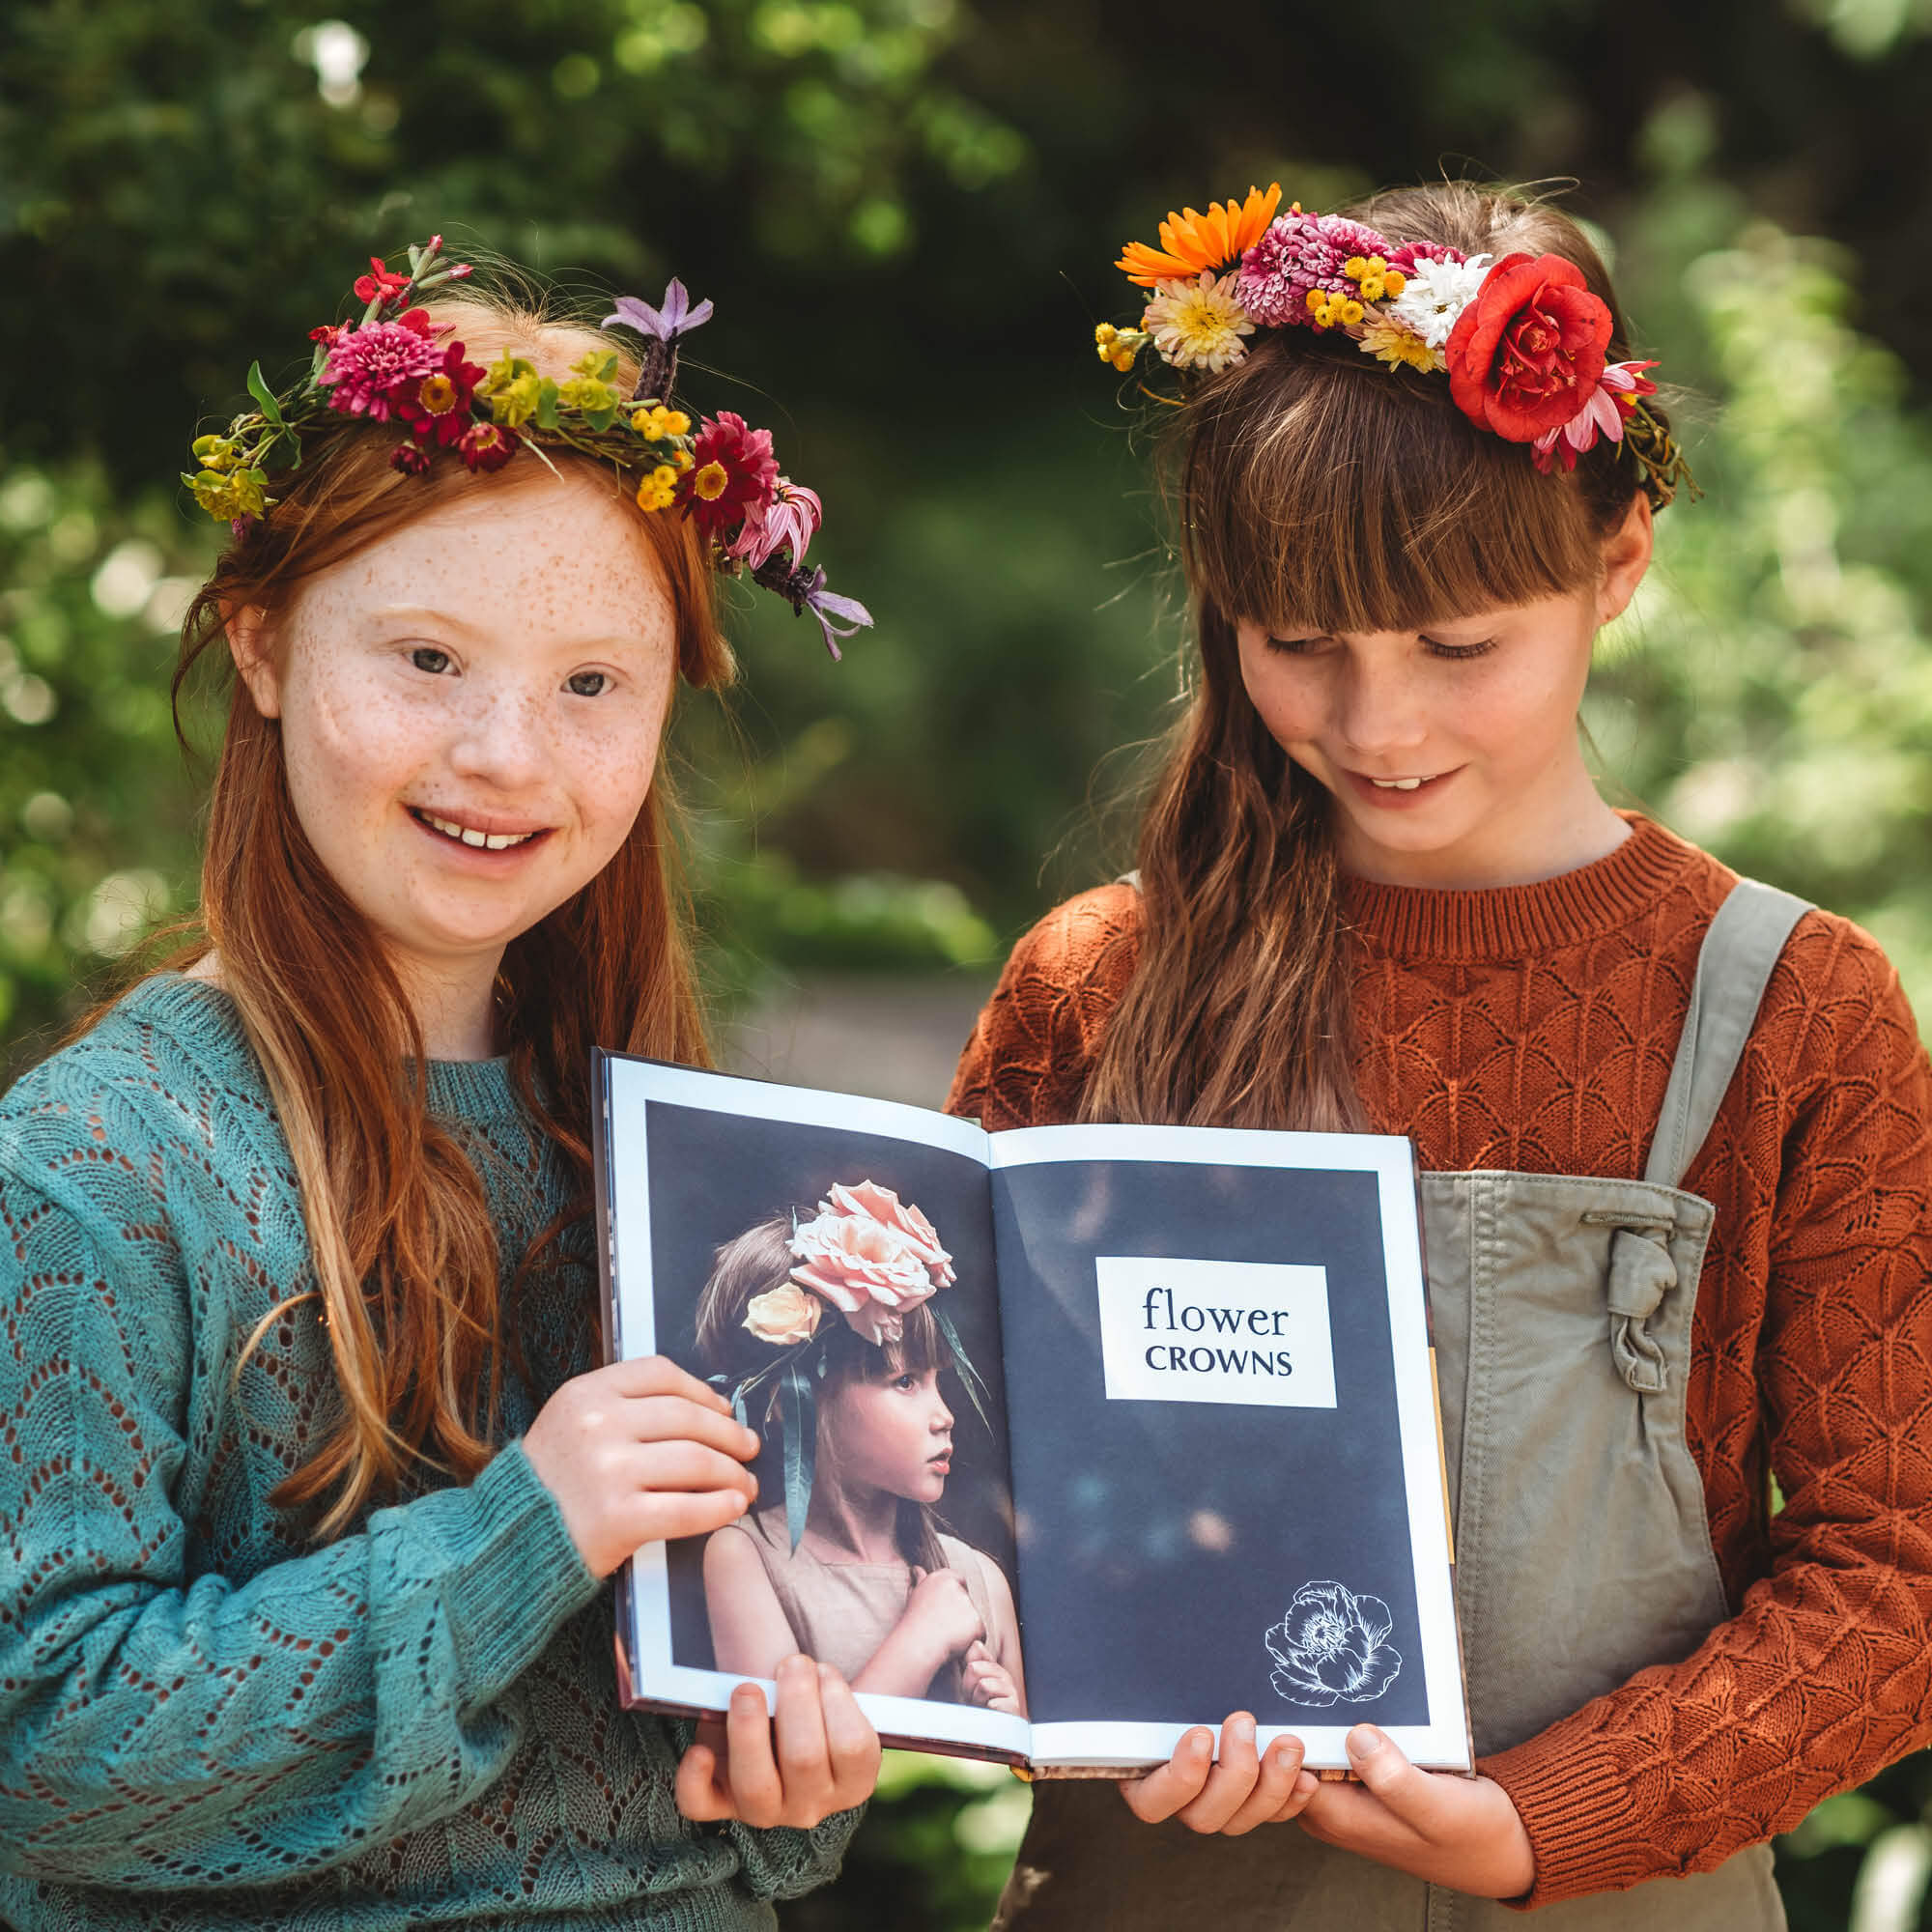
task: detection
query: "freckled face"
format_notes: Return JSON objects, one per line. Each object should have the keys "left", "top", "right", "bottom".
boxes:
{"left": 1234, "top": 589, "right": 1603, "bottom": 885}
{"left": 821, "top": 1365, "right": 955, "bottom": 1505}
{"left": 240, "top": 469, "right": 677, "bottom": 985}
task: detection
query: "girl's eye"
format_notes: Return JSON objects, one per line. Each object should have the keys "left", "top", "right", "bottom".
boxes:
{"left": 565, "top": 669, "right": 611, "bottom": 697}
{"left": 1422, "top": 636, "right": 1498, "bottom": 661}
{"left": 1264, "top": 635, "right": 1322, "bottom": 656}
{"left": 410, "top": 646, "right": 451, "bottom": 675}
{"left": 894, "top": 1374, "right": 921, "bottom": 1392}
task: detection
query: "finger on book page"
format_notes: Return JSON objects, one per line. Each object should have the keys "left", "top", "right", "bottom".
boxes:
{"left": 1223, "top": 1737, "right": 1313, "bottom": 1835}
{"left": 816, "top": 1663, "right": 881, "bottom": 1803}
{"left": 603, "top": 1352, "right": 737, "bottom": 1411}
{"left": 773, "top": 1653, "right": 832, "bottom": 1796}
{"left": 625, "top": 1392, "right": 762, "bottom": 1462}
{"left": 1172, "top": 1714, "right": 1268, "bottom": 1834}
{"left": 1119, "top": 1724, "right": 1214, "bottom": 1823}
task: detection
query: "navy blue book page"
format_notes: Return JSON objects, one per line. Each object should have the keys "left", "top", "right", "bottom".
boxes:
{"left": 992, "top": 1157, "right": 1428, "bottom": 1729}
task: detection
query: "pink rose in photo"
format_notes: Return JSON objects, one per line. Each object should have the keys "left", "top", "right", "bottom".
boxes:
{"left": 789, "top": 1179, "right": 954, "bottom": 1345}
{"left": 826, "top": 1180, "right": 957, "bottom": 1288}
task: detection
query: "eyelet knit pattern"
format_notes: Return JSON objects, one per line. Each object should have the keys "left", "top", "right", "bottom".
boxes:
{"left": 947, "top": 816, "right": 1932, "bottom": 1909}
{"left": 0, "top": 975, "right": 857, "bottom": 1929}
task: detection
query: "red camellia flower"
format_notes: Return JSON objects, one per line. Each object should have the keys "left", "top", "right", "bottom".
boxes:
{"left": 458, "top": 421, "right": 518, "bottom": 473}
{"left": 1444, "top": 253, "right": 1612, "bottom": 443}
{"left": 675, "top": 411, "right": 780, "bottom": 537}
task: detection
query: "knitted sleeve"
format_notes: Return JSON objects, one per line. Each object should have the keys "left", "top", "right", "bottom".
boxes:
{"left": 1484, "top": 919, "right": 1932, "bottom": 1906}
{"left": 0, "top": 1147, "right": 603, "bottom": 1889}
{"left": 946, "top": 883, "right": 1142, "bottom": 1129}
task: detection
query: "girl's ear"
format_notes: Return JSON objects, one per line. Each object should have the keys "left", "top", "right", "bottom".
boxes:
{"left": 1596, "top": 494, "right": 1654, "bottom": 627}
{"left": 224, "top": 604, "right": 282, "bottom": 719}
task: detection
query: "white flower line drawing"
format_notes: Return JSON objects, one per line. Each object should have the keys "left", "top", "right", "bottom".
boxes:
{"left": 1264, "top": 1579, "right": 1404, "bottom": 1707}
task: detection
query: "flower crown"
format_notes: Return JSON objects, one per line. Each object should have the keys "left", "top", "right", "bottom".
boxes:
{"left": 185, "top": 237, "right": 871, "bottom": 657}
{"left": 721, "top": 1179, "right": 987, "bottom": 1552}
{"left": 1095, "top": 185, "right": 1694, "bottom": 507}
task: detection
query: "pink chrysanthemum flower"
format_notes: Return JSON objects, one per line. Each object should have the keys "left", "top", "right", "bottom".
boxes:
{"left": 1236, "top": 210, "right": 1398, "bottom": 327}
{"left": 323, "top": 319, "right": 444, "bottom": 422}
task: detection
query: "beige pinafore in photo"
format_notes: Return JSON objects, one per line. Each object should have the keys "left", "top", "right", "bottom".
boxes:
{"left": 993, "top": 879, "right": 1806, "bottom": 1931}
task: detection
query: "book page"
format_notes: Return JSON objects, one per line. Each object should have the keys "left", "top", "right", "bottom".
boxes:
{"left": 987, "top": 1123, "right": 1467, "bottom": 1773}
{"left": 600, "top": 1055, "right": 1032, "bottom": 1761}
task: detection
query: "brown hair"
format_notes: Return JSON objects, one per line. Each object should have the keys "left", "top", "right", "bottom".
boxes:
{"left": 694, "top": 1213, "right": 949, "bottom": 1569}
{"left": 134, "top": 291, "right": 734, "bottom": 1539}
{"left": 1081, "top": 182, "right": 1662, "bottom": 1132}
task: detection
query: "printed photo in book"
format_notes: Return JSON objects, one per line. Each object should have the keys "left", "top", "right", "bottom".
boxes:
{"left": 595, "top": 1051, "right": 1470, "bottom": 1776}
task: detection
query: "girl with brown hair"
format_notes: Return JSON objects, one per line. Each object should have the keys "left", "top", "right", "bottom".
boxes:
{"left": 0, "top": 242, "right": 878, "bottom": 1929}
{"left": 692, "top": 1191, "right": 1026, "bottom": 1714}
{"left": 951, "top": 181, "right": 1932, "bottom": 1926}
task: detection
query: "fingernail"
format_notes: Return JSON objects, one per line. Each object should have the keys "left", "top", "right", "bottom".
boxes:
{"left": 1347, "top": 1724, "right": 1382, "bottom": 1758}
{"left": 1233, "top": 1716, "right": 1254, "bottom": 1743}
{"left": 817, "top": 1661, "right": 840, "bottom": 1687}
{"left": 732, "top": 1683, "right": 762, "bottom": 1707}
{"left": 1188, "top": 1727, "right": 1212, "bottom": 1753}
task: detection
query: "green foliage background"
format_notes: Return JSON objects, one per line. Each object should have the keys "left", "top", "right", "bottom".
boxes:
{"left": 8, "top": 1, "right": 1932, "bottom": 1922}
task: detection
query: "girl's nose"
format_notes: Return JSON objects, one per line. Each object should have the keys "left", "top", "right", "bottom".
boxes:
{"left": 1336, "top": 646, "right": 1429, "bottom": 755}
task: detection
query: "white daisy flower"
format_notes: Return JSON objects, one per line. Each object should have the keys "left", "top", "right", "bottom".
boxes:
{"left": 1388, "top": 252, "right": 1493, "bottom": 351}
{"left": 1142, "top": 270, "right": 1255, "bottom": 373}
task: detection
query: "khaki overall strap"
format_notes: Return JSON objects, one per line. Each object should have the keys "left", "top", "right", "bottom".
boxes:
{"left": 1642, "top": 878, "right": 1812, "bottom": 1192}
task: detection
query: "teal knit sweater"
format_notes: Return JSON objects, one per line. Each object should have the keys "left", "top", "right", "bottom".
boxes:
{"left": 0, "top": 976, "right": 858, "bottom": 1929}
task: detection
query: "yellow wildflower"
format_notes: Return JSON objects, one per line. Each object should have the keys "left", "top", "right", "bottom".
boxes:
{"left": 1357, "top": 316, "right": 1441, "bottom": 374}
{"left": 635, "top": 467, "right": 678, "bottom": 513}
{"left": 631, "top": 404, "right": 691, "bottom": 440}
{"left": 673, "top": 447, "right": 695, "bottom": 472}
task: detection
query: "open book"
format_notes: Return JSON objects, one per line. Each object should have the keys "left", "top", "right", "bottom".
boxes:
{"left": 594, "top": 1050, "right": 1469, "bottom": 1776}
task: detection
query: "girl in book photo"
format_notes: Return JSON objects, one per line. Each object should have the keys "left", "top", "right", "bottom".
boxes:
{"left": 0, "top": 241, "right": 880, "bottom": 1931}
{"left": 950, "top": 180, "right": 1932, "bottom": 1926}
{"left": 695, "top": 1182, "right": 1029, "bottom": 1716}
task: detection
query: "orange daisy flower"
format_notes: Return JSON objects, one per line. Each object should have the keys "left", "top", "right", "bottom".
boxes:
{"left": 1116, "top": 183, "right": 1284, "bottom": 288}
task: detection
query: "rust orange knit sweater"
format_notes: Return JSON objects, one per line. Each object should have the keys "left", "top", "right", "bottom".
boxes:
{"left": 946, "top": 815, "right": 1932, "bottom": 1909}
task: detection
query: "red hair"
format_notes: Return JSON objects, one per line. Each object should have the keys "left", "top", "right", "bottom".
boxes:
{"left": 126, "top": 293, "right": 734, "bottom": 1538}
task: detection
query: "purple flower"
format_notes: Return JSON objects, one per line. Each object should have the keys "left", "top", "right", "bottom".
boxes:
{"left": 1236, "top": 211, "right": 1398, "bottom": 328}
{"left": 727, "top": 479, "right": 823, "bottom": 570}
{"left": 750, "top": 554, "right": 873, "bottom": 661}
{"left": 602, "top": 278, "right": 715, "bottom": 342}
{"left": 323, "top": 318, "right": 443, "bottom": 421}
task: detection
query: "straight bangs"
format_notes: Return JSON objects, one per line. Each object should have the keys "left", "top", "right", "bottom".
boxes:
{"left": 1179, "top": 329, "right": 1607, "bottom": 637}
{"left": 859, "top": 1299, "right": 945, "bottom": 1379}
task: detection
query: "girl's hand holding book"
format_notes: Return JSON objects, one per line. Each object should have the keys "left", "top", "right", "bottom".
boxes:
{"left": 673, "top": 1656, "right": 881, "bottom": 1829}
{"left": 1123, "top": 1717, "right": 1535, "bottom": 1898}
{"left": 523, "top": 1355, "right": 762, "bottom": 1578}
